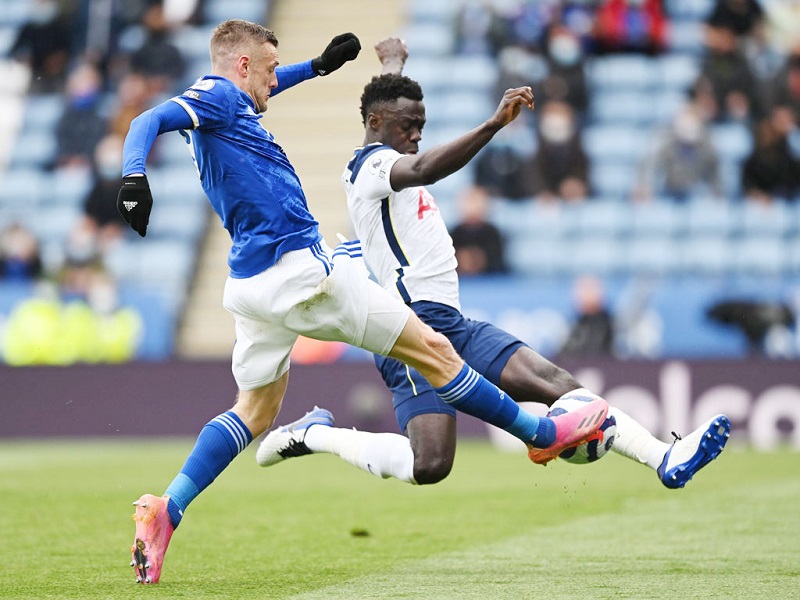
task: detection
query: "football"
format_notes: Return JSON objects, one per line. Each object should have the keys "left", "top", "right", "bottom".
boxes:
{"left": 547, "top": 391, "right": 617, "bottom": 464}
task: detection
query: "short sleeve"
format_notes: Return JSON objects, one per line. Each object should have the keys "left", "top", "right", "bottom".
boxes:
{"left": 169, "top": 78, "right": 237, "bottom": 130}
{"left": 352, "top": 148, "right": 402, "bottom": 202}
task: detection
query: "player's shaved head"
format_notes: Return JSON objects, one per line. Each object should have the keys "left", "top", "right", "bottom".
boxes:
{"left": 210, "top": 19, "right": 278, "bottom": 69}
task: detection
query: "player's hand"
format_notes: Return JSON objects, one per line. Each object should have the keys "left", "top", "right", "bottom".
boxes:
{"left": 312, "top": 33, "right": 361, "bottom": 76}
{"left": 117, "top": 175, "right": 153, "bottom": 237}
{"left": 490, "top": 86, "right": 535, "bottom": 128}
{"left": 375, "top": 38, "right": 407, "bottom": 74}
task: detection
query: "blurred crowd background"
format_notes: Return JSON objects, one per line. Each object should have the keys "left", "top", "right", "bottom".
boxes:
{"left": 1, "top": 0, "right": 799, "bottom": 366}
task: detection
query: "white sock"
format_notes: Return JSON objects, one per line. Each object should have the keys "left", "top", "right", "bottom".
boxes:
{"left": 304, "top": 426, "right": 417, "bottom": 484}
{"left": 608, "top": 407, "right": 670, "bottom": 471}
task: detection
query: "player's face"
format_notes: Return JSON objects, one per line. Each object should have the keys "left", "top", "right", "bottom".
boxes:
{"left": 246, "top": 42, "right": 279, "bottom": 113}
{"left": 379, "top": 97, "right": 426, "bottom": 155}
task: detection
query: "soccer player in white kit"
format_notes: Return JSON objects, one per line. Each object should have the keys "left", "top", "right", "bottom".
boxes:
{"left": 116, "top": 22, "right": 607, "bottom": 584}
{"left": 258, "top": 38, "right": 730, "bottom": 492}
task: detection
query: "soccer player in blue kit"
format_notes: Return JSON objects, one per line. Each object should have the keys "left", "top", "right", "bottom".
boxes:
{"left": 257, "top": 38, "right": 730, "bottom": 495}
{"left": 117, "top": 21, "right": 608, "bottom": 584}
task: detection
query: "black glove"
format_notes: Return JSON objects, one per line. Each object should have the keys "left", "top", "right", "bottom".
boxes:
{"left": 311, "top": 33, "right": 361, "bottom": 76}
{"left": 117, "top": 175, "right": 153, "bottom": 237}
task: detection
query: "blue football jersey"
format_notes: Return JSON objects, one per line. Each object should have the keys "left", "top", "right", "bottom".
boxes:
{"left": 171, "top": 75, "right": 321, "bottom": 278}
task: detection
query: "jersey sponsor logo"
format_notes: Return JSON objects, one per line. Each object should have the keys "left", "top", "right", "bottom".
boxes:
{"left": 417, "top": 188, "right": 438, "bottom": 219}
{"left": 191, "top": 79, "right": 216, "bottom": 91}
{"left": 368, "top": 155, "right": 383, "bottom": 175}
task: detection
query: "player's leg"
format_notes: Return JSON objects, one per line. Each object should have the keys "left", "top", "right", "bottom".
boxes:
{"left": 492, "top": 343, "right": 729, "bottom": 484}
{"left": 132, "top": 374, "right": 287, "bottom": 584}
{"left": 131, "top": 267, "right": 301, "bottom": 584}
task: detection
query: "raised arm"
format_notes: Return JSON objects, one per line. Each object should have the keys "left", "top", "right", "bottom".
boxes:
{"left": 375, "top": 37, "right": 408, "bottom": 75}
{"left": 390, "top": 86, "right": 534, "bottom": 191}
{"left": 272, "top": 33, "right": 361, "bottom": 96}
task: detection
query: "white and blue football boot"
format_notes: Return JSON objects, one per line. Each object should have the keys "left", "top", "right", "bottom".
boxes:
{"left": 657, "top": 414, "right": 731, "bottom": 489}
{"left": 256, "top": 406, "right": 334, "bottom": 467}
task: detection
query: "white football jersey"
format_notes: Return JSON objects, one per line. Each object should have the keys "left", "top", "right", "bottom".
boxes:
{"left": 342, "top": 144, "right": 460, "bottom": 310}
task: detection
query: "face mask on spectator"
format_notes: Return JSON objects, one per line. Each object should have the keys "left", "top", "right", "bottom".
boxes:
{"left": 549, "top": 34, "right": 582, "bottom": 66}
{"left": 541, "top": 114, "right": 574, "bottom": 144}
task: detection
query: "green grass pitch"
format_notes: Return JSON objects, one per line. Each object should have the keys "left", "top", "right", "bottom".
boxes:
{"left": 0, "top": 439, "right": 798, "bottom": 599}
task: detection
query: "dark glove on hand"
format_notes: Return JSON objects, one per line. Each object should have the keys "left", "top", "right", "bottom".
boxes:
{"left": 311, "top": 32, "right": 361, "bottom": 76}
{"left": 117, "top": 175, "right": 153, "bottom": 237}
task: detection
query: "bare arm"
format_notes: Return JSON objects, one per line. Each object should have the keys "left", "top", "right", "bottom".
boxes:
{"left": 391, "top": 86, "right": 535, "bottom": 190}
{"left": 375, "top": 38, "right": 408, "bottom": 75}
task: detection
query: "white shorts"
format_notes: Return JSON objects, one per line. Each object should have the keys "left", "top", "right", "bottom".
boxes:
{"left": 222, "top": 240, "right": 410, "bottom": 390}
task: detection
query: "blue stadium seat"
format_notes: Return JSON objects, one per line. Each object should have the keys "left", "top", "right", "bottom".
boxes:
{"left": 505, "top": 236, "right": 572, "bottom": 276}
{"left": 583, "top": 125, "right": 653, "bottom": 162}
{"left": 680, "top": 234, "right": 734, "bottom": 275}
{"left": 0, "top": 168, "right": 46, "bottom": 208}
{"left": 590, "top": 91, "right": 659, "bottom": 125}
{"left": 587, "top": 55, "right": 661, "bottom": 91}
{"left": 626, "top": 235, "right": 682, "bottom": 275}
{"left": 710, "top": 123, "right": 753, "bottom": 163}
{"left": 574, "top": 200, "right": 632, "bottom": 238}
{"left": 658, "top": 54, "right": 700, "bottom": 90}
{"left": 10, "top": 130, "right": 56, "bottom": 168}
{"left": 740, "top": 201, "right": 793, "bottom": 238}
{"left": 685, "top": 197, "right": 741, "bottom": 236}
{"left": 630, "top": 200, "right": 688, "bottom": 238}
{"left": 731, "top": 236, "right": 789, "bottom": 276}
{"left": 48, "top": 169, "right": 93, "bottom": 208}
{"left": 21, "top": 94, "right": 63, "bottom": 132}
{"left": 147, "top": 204, "right": 208, "bottom": 242}
{"left": 562, "top": 235, "right": 625, "bottom": 276}
{"left": 400, "top": 22, "right": 454, "bottom": 56}
{"left": 589, "top": 161, "right": 637, "bottom": 199}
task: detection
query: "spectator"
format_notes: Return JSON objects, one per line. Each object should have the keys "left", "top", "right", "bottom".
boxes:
{"left": 705, "top": 0, "right": 764, "bottom": 39}
{"left": 769, "top": 48, "right": 800, "bottom": 122}
{"left": 54, "top": 61, "right": 107, "bottom": 170}
{"left": 529, "top": 100, "right": 590, "bottom": 201}
{"left": 506, "top": 0, "right": 558, "bottom": 52}
{"left": 127, "top": 3, "right": 187, "bottom": 96}
{"left": 0, "top": 223, "right": 43, "bottom": 281}
{"left": 109, "top": 72, "right": 155, "bottom": 139}
{"left": 634, "top": 101, "right": 722, "bottom": 202}
{"left": 560, "top": 275, "right": 615, "bottom": 357}
{"left": 449, "top": 185, "right": 507, "bottom": 275}
{"left": 452, "top": 1, "right": 508, "bottom": 57}
{"left": 8, "top": 0, "right": 74, "bottom": 93}
{"left": 474, "top": 112, "right": 538, "bottom": 200}
{"left": 741, "top": 107, "right": 800, "bottom": 202}
{"left": 591, "top": 0, "right": 668, "bottom": 56}
{"left": 541, "top": 25, "right": 589, "bottom": 119}
{"left": 695, "top": 23, "right": 762, "bottom": 122}
{"left": 82, "top": 135, "right": 127, "bottom": 254}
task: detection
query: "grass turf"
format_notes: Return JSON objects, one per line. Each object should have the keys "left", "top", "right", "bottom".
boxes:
{"left": 0, "top": 439, "right": 797, "bottom": 599}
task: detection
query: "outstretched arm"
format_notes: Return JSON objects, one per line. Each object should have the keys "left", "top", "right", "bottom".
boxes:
{"left": 273, "top": 33, "right": 362, "bottom": 96}
{"left": 390, "top": 86, "right": 535, "bottom": 191}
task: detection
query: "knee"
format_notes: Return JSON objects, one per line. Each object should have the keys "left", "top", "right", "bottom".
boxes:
{"left": 413, "top": 453, "right": 453, "bottom": 485}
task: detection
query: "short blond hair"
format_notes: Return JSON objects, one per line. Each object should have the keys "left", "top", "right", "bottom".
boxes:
{"left": 210, "top": 19, "right": 278, "bottom": 67}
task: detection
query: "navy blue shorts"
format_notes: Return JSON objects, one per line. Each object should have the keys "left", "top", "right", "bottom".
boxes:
{"left": 374, "top": 301, "right": 526, "bottom": 433}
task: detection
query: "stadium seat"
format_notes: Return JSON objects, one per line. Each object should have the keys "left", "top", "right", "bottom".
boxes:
{"left": 731, "top": 236, "right": 789, "bottom": 276}
{"left": 630, "top": 200, "right": 688, "bottom": 238}
{"left": 626, "top": 235, "right": 682, "bottom": 275}
{"left": 562, "top": 235, "right": 625, "bottom": 276}
{"left": 21, "top": 94, "right": 63, "bottom": 132}
{"left": 400, "top": 22, "right": 454, "bottom": 57}
{"left": 589, "top": 161, "right": 637, "bottom": 199}
{"left": 0, "top": 168, "right": 45, "bottom": 208}
{"left": 680, "top": 235, "right": 734, "bottom": 275}
{"left": 583, "top": 125, "right": 654, "bottom": 162}
{"left": 710, "top": 123, "right": 754, "bottom": 163}
{"left": 740, "top": 201, "right": 792, "bottom": 238}
{"left": 685, "top": 197, "right": 741, "bottom": 237}
{"left": 574, "top": 200, "right": 632, "bottom": 238}
{"left": 658, "top": 53, "right": 700, "bottom": 90}
{"left": 587, "top": 55, "right": 661, "bottom": 91}
{"left": 10, "top": 130, "right": 56, "bottom": 168}
{"left": 590, "top": 91, "right": 659, "bottom": 125}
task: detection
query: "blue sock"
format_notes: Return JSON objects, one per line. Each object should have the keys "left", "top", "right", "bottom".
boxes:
{"left": 165, "top": 411, "right": 252, "bottom": 529}
{"left": 435, "top": 364, "right": 555, "bottom": 447}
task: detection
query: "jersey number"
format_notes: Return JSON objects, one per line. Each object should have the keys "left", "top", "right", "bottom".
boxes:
{"left": 418, "top": 188, "right": 438, "bottom": 220}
